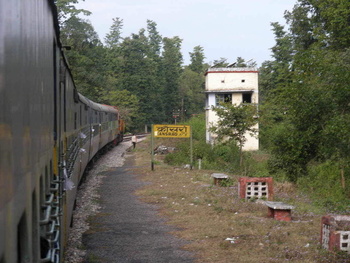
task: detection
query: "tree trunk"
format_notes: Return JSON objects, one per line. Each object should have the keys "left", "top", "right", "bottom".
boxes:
{"left": 341, "top": 166, "right": 345, "bottom": 189}
{"left": 239, "top": 143, "right": 243, "bottom": 169}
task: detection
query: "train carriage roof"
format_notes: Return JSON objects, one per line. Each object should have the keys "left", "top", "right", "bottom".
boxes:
{"left": 78, "top": 93, "right": 118, "bottom": 114}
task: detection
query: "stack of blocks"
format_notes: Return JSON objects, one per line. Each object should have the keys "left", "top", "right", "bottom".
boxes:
{"left": 238, "top": 177, "right": 295, "bottom": 222}
{"left": 238, "top": 177, "right": 274, "bottom": 201}
{"left": 265, "top": 201, "right": 294, "bottom": 222}
{"left": 321, "top": 215, "right": 350, "bottom": 253}
{"left": 211, "top": 173, "right": 229, "bottom": 186}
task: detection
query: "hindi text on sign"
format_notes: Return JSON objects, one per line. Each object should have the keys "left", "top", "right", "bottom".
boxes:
{"left": 153, "top": 125, "right": 191, "bottom": 138}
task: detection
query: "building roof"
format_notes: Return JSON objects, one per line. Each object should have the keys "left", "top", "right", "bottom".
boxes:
{"left": 204, "top": 89, "right": 254, "bottom": 94}
{"left": 205, "top": 67, "right": 259, "bottom": 76}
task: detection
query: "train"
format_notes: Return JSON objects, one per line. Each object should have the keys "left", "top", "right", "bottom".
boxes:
{"left": 0, "top": 1, "right": 125, "bottom": 262}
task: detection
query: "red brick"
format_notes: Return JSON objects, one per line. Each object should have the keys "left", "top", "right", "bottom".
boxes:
{"left": 238, "top": 177, "right": 273, "bottom": 200}
{"left": 321, "top": 215, "right": 350, "bottom": 253}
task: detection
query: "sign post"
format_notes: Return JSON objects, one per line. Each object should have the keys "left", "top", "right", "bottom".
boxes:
{"left": 151, "top": 124, "right": 192, "bottom": 170}
{"left": 151, "top": 126, "right": 155, "bottom": 170}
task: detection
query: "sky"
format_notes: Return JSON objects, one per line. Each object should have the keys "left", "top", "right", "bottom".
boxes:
{"left": 76, "top": 0, "right": 296, "bottom": 67}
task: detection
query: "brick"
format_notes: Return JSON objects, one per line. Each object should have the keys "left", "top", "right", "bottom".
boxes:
{"left": 265, "top": 201, "right": 294, "bottom": 222}
{"left": 321, "top": 215, "right": 350, "bottom": 253}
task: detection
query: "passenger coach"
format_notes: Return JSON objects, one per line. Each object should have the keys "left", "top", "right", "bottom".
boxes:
{"left": 0, "top": 0, "right": 124, "bottom": 262}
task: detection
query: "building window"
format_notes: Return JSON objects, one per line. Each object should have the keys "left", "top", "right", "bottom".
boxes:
{"left": 242, "top": 93, "right": 252, "bottom": 103}
{"left": 241, "top": 79, "right": 245, "bottom": 83}
{"left": 221, "top": 80, "right": 225, "bottom": 83}
{"left": 216, "top": 94, "right": 232, "bottom": 105}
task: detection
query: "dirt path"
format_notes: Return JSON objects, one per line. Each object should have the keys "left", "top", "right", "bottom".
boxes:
{"left": 81, "top": 151, "right": 194, "bottom": 262}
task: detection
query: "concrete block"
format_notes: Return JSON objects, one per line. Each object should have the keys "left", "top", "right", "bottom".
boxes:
{"left": 321, "top": 215, "right": 350, "bottom": 253}
{"left": 265, "top": 201, "right": 294, "bottom": 222}
{"left": 211, "top": 173, "right": 229, "bottom": 186}
{"left": 238, "top": 177, "right": 273, "bottom": 200}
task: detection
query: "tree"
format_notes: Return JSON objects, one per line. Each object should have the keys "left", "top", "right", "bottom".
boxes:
{"left": 260, "top": 0, "right": 350, "bottom": 184}
{"left": 234, "top": 57, "right": 257, "bottom": 67}
{"left": 55, "top": 0, "right": 91, "bottom": 24}
{"left": 209, "top": 103, "right": 258, "bottom": 167}
{"left": 211, "top": 58, "right": 229, "bottom": 68}
{"left": 189, "top": 46, "right": 205, "bottom": 74}
{"left": 118, "top": 29, "right": 167, "bottom": 128}
{"left": 103, "top": 89, "right": 140, "bottom": 127}
{"left": 147, "top": 20, "right": 163, "bottom": 58}
{"left": 179, "top": 67, "right": 205, "bottom": 119}
{"left": 161, "top": 36, "right": 183, "bottom": 122}
{"left": 60, "top": 16, "right": 101, "bottom": 51}
{"left": 297, "top": 0, "right": 350, "bottom": 50}
{"left": 105, "top": 17, "right": 123, "bottom": 48}
{"left": 60, "top": 16, "right": 110, "bottom": 101}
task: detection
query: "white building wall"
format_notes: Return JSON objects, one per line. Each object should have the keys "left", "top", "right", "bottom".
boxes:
{"left": 205, "top": 67, "right": 259, "bottom": 151}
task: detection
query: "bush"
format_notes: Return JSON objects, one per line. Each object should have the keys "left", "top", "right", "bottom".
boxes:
{"left": 298, "top": 161, "right": 350, "bottom": 213}
{"left": 163, "top": 115, "right": 271, "bottom": 176}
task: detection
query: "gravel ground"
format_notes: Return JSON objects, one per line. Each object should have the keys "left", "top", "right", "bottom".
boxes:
{"left": 64, "top": 139, "right": 194, "bottom": 263}
{"left": 64, "top": 141, "right": 133, "bottom": 263}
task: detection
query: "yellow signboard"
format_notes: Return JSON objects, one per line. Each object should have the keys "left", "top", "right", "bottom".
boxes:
{"left": 153, "top": 125, "right": 191, "bottom": 138}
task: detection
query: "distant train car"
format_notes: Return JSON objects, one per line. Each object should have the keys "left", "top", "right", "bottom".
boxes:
{"left": 0, "top": 0, "right": 123, "bottom": 262}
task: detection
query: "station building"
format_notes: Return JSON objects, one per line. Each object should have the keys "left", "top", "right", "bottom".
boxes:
{"left": 205, "top": 67, "right": 259, "bottom": 151}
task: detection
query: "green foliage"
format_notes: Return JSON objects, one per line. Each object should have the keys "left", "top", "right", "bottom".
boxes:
{"left": 259, "top": 0, "right": 350, "bottom": 208}
{"left": 183, "top": 114, "right": 206, "bottom": 141}
{"left": 209, "top": 102, "right": 258, "bottom": 167}
{"left": 218, "top": 177, "right": 234, "bottom": 187}
{"left": 161, "top": 36, "right": 183, "bottom": 122}
{"left": 179, "top": 68, "right": 205, "bottom": 118}
{"left": 298, "top": 161, "right": 350, "bottom": 213}
{"left": 104, "top": 17, "right": 123, "bottom": 48}
{"left": 102, "top": 89, "right": 140, "bottom": 126}
{"left": 164, "top": 141, "right": 190, "bottom": 165}
{"left": 56, "top": 1, "right": 205, "bottom": 130}
{"left": 209, "top": 103, "right": 258, "bottom": 147}
{"left": 55, "top": 0, "right": 91, "bottom": 24}
{"left": 164, "top": 115, "right": 242, "bottom": 172}
{"left": 188, "top": 46, "right": 206, "bottom": 74}
{"left": 240, "top": 151, "right": 270, "bottom": 178}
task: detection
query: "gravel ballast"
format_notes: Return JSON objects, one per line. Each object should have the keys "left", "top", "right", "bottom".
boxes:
{"left": 64, "top": 141, "right": 194, "bottom": 262}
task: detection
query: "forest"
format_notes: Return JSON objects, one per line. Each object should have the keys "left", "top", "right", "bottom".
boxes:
{"left": 56, "top": 0, "right": 208, "bottom": 132}
{"left": 56, "top": 0, "right": 350, "bottom": 211}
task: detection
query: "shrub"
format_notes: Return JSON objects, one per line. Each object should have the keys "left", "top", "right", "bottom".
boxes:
{"left": 298, "top": 161, "right": 350, "bottom": 213}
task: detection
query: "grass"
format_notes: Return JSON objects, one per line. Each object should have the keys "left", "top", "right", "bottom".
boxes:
{"left": 132, "top": 138, "right": 350, "bottom": 263}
